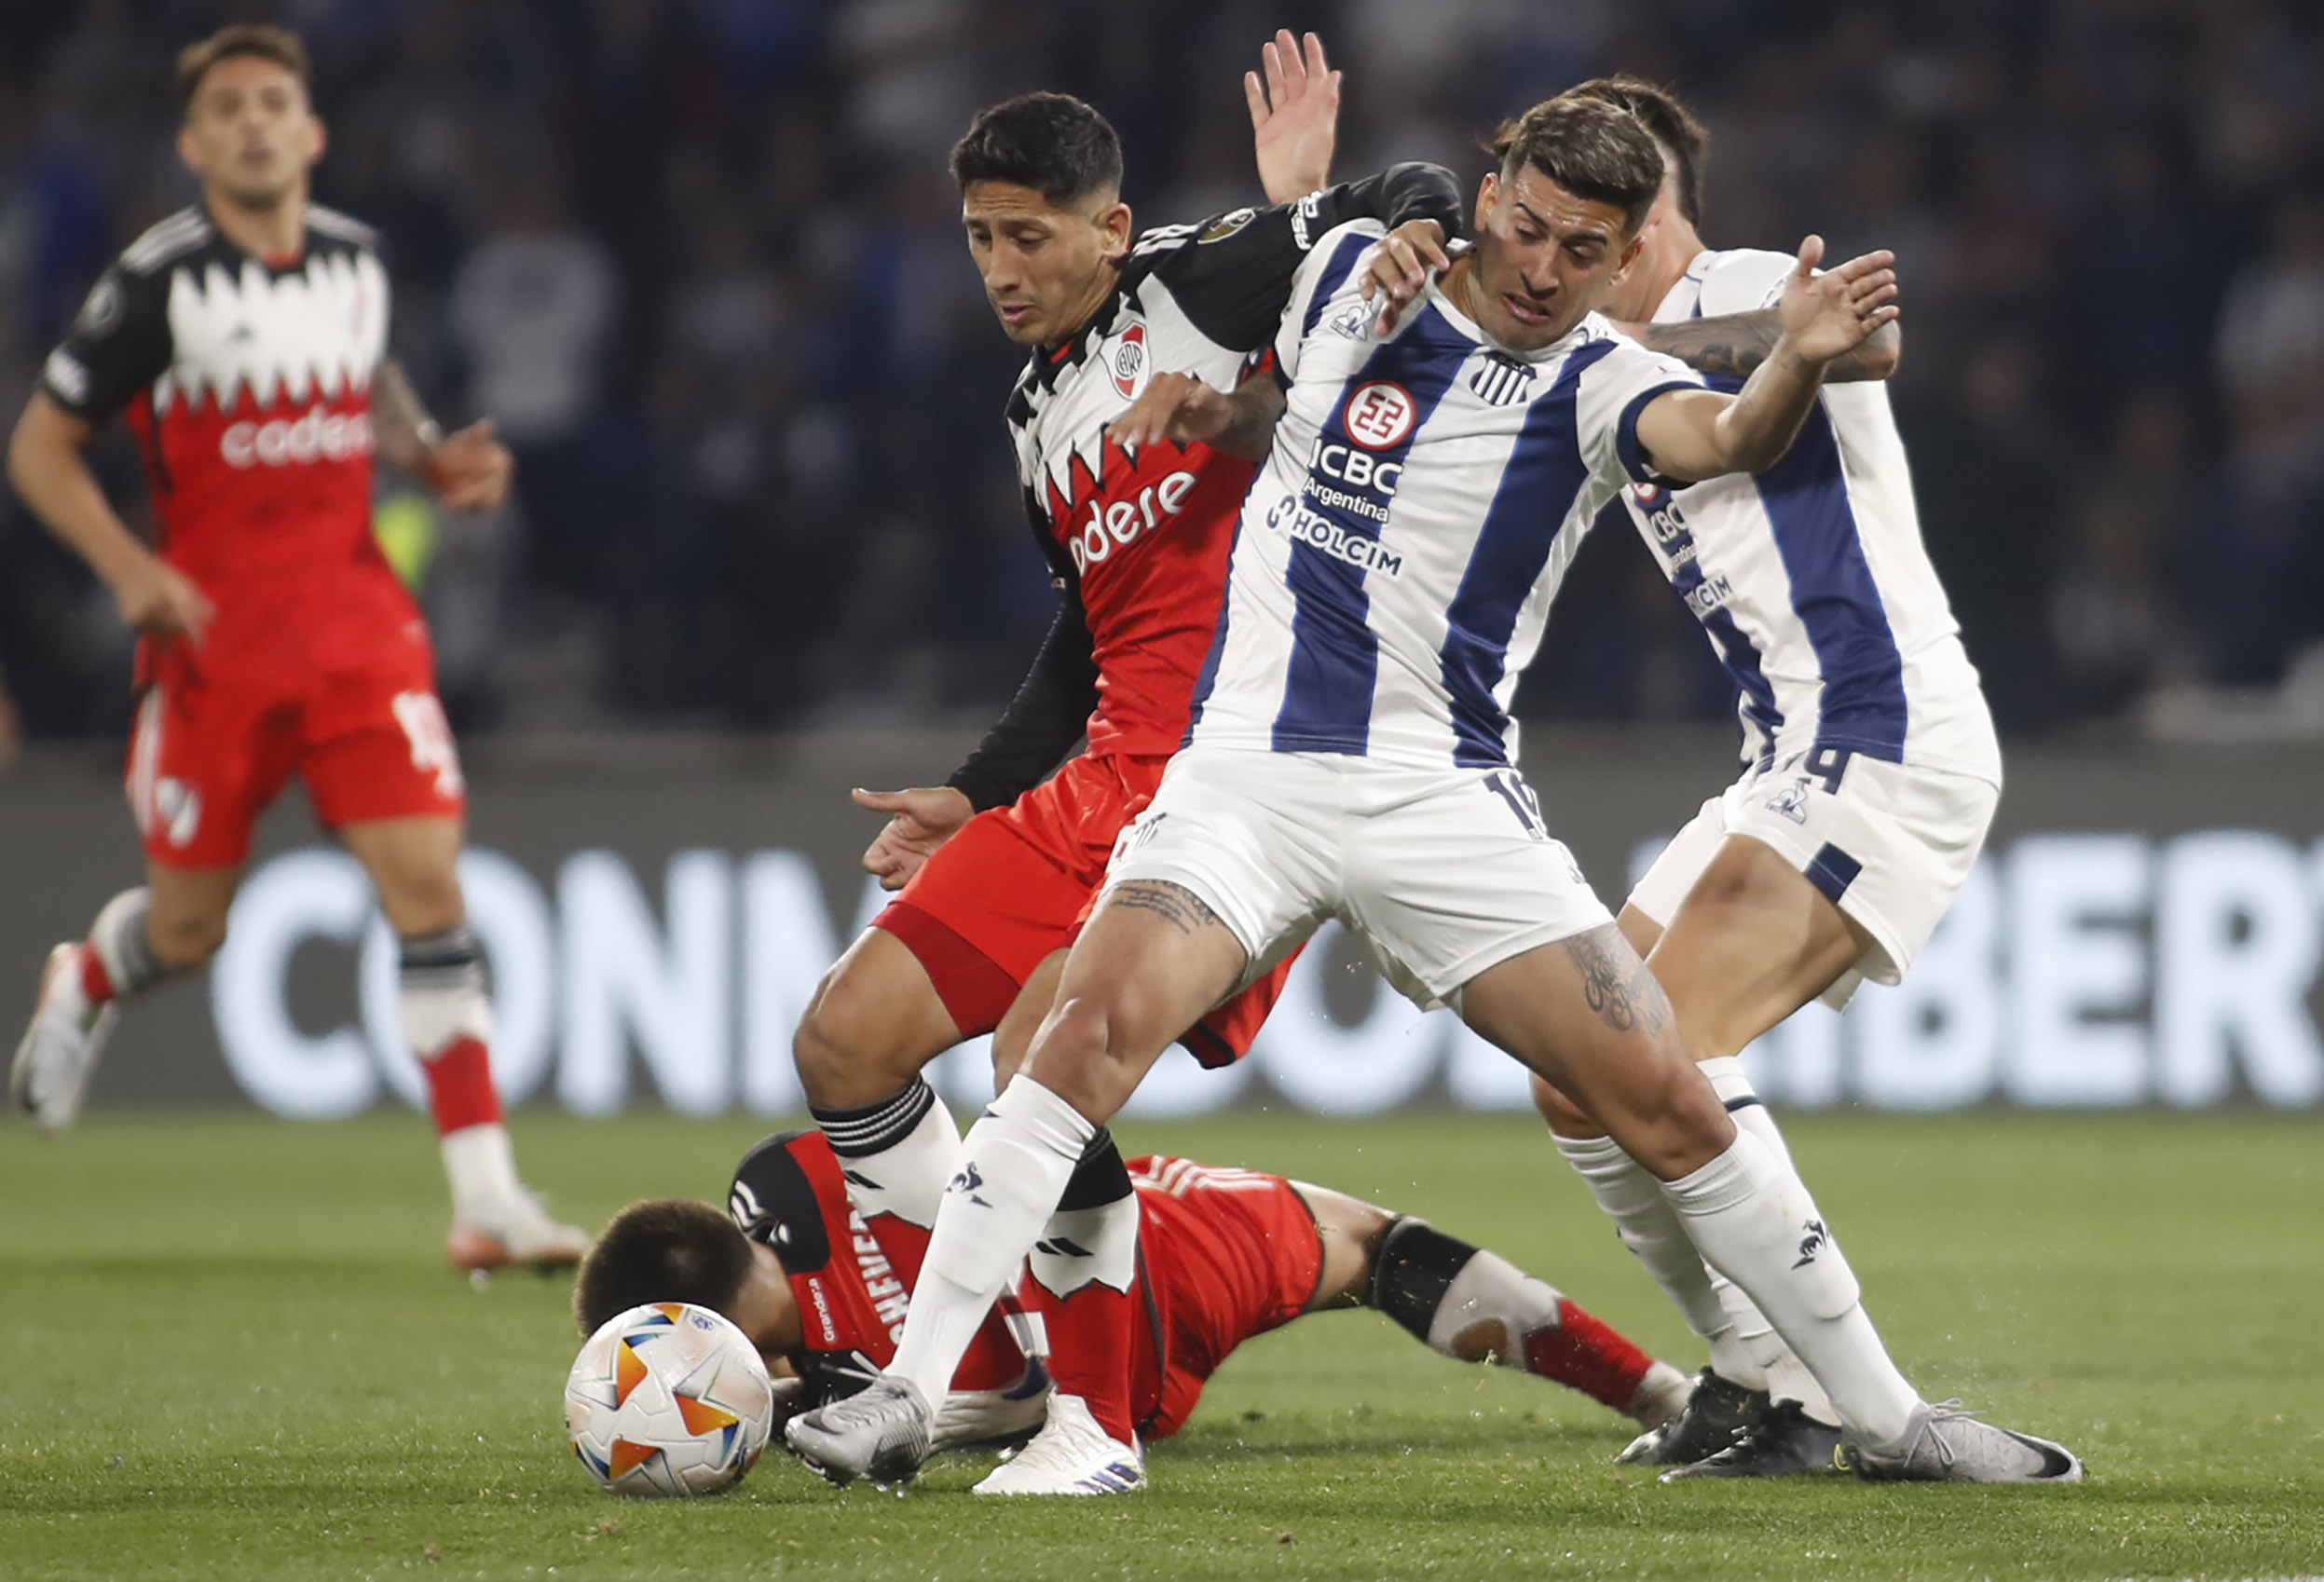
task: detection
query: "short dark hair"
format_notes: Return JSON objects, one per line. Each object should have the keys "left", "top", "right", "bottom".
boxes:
{"left": 950, "top": 92, "right": 1124, "bottom": 208}
{"left": 1487, "top": 97, "right": 1665, "bottom": 237}
{"left": 1559, "top": 76, "right": 1710, "bottom": 227}
{"left": 176, "top": 24, "right": 311, "bottom": 112}
{"left": 574, "top": 1199, "right": 757, "bottom": 1336}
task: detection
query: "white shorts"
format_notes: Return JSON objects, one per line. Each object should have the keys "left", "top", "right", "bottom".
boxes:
{"left": 1103, "top": 747, "right": 1614, "bottom": 1009}
{"left": 1628, "top": 749, "right": 2001, "bottom": 1009}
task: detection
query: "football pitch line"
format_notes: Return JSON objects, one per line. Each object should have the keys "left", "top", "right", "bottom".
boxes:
{"left": 0, "top": 1109, "right": 2318, "bottom": 1580}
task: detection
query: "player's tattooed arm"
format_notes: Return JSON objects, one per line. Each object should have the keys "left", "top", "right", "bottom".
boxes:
{"left": 375, "top": 360, "right": 514, "bottom": 510}
{"left": 1106, "top": 880, "right": 1223, "bottom": 935}
{"left": 1625, "top": 309, "right": 1901, "bottom": 384}
{"left": 1562, "top": 927, "right": 1672, "bottom": 1037}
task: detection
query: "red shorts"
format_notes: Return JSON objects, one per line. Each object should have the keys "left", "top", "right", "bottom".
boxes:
{"left": 1128, "top": 1156, "right": 1324, "bottom": 1441}
{"left": 124, "top": 658, "right": 466, "bottom": 868}
{"left": 873, "top": 752, "right": 1292, "bottom": 1064}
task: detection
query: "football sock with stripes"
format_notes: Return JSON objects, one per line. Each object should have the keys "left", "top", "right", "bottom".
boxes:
{"left": 1661, "top": 1128, "right": 1919, "bottom": 1447}
{"left": 400, "top": 924, "right": 518, "bottom": 1214}
{"left": 1024, "top": 1128, "right": 1142, "bottom": 1447}
{"left": 1370, "top": 1217, "right": 1679, "bottom": 1417}
{"left": 76, "top": 888, "right": 169, "bottom": 1006}
{"left": 1697, "top": 1057, "right": 1839, "bottom": 1426}
{"left": 812, "top": 1077, "right": 961, "bottom": 1234}
{"left": 889, "top": 1075, "right": 1092, "bottom": 1411}
{"left": 1552, "top": 1130, "right": 1767, "bottom": 1389}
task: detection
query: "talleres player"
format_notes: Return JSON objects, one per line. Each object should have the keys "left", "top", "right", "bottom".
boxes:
{"left": 786, "top": 42, "right": 1470, "bottom": 1466}
{"left": 578, "top": 1127, "right": 1692, "bottom": 1493}
{"left": 1492, "top": 77, "right": 2014, "bottom": 1480}
{"left": 789, "top": 96, "right": 2083, "bottom": 1487}
{"left": 5, "top": 26, "right": 585, "bottom": 1271}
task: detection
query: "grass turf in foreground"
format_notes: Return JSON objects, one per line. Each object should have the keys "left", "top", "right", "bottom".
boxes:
{"left": 0, "top": 1109, "right": 2318, "bottom": 1580}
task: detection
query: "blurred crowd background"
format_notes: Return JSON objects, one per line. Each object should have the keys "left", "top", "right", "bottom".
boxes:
{"left": 2, "top": 0, "right": 2320, "bottom": 751}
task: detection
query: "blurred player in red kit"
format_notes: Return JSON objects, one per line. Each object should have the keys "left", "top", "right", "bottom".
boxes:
{"left": 7, "top": 25, "right": 585, "bottom": 1272}
{"left": 576, "top": 1127, "right": 1691, "bottom": 1493}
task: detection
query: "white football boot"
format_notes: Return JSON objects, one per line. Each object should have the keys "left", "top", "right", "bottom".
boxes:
{"left": 10, "top": 945, "right": 117, "bottom": 1132}
{"left": 933, "top": 1356, "right": 1053, "bottom": 1452}
{"left": 1841, "top": 1401, "right": 2084, "bottom": 1483}
{"left": 973, "top": 1393, "right": 1145, "bottom": 1495}
{"left": 446, "top": 1190, "right": 591, "bottom": 1273}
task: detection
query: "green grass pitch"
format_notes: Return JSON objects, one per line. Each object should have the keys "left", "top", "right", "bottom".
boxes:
{"left": 3, "top": 1109, "right": 2320, "bottom": 1580}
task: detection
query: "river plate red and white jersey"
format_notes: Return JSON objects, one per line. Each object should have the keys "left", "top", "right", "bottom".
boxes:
{"left": 726, "top": 1130, "right": 1028, "bottom": 1405}
{"left": 38, "top": 203, "right": 420, "bottom": 683}
{"left": 1004, "top": 170, "right": 1463, "bottom": 758}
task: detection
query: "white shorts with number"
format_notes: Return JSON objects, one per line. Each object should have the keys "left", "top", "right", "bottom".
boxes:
{"left": 1102, "top": 747, "right": 1614, "bottom": 1010}
{"left": 1628, "top": 748, "right": 2001, "bottom": 1009}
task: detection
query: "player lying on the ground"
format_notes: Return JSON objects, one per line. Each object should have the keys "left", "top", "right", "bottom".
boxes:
{"left": 6, "top": 23, "right": 581, "bottom": 1272}
{"left": 788, "top": 95, "right": 2081, "bottom": 1489}
{"left": 576, "top": 1127, "right": 1692, "bottom": 1494}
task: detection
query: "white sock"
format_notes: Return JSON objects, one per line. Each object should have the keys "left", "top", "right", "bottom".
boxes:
{"left": 887, "top": 1076, "right": 1093, "bottom": 1406}
{"left": 812, "top": 1078, "right": 960, "bottom": 1229}
{"left": 441, "top": 1124, "right": 522, "bottom": 1217}
{"left": 1698, "top": 1057, "right": 1838, "bottom": 1424}
{"left": 1553, "top": 1131, "right": 1763, "bottom": 1389}
{"left": 1661, "top": 1131, "right": 1918, "bottom": 1446}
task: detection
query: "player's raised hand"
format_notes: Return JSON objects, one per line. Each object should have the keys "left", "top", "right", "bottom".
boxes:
{"left": 1778, "top": 237, "right": 1899, "bottom": 365}
{"left": 112, "top": 555, "right": 214, "bottom": 644}
{"left": 1107, "top": 372, "right": 1235, "bottom": 450}
{"left": 854, "top": 784, "right": 975, "bottom": 891}
{"left": 429, "top": 417, "right": 514, "bottom": 511}
{"left": 1360, "top": 220, "right": 1457, "bottom": 336}
{"left": 1249, "top": 30, "right": 1338, "bottom": 204}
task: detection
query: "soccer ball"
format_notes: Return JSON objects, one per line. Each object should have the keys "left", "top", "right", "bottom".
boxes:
{"left": 565, "top": 1302, "right": 775, "bottom": 1496}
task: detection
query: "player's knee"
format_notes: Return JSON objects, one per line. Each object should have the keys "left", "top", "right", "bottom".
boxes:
{"left": 1624, "top": 1058, "right": 1735, "bottom": 1179}
{"left": 792, "top": 968, "right": 918, "bottom": 1108}
{"left": 147, "top": 907, "right": 226, "bottom": 971}
{"left": 1019, "top": 992, "right": 1151, "bottom": 1113}
{"left": 1529, "top": 1072, "right": 1600, "bottom": 1137}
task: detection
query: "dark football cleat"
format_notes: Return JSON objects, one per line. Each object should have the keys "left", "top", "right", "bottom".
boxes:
{"left": 1616, "top": 1368, "right": 1767, "bottom": 1466}
{"left": 1660, "top": 1398, "right": 1845, "bottom": 1480}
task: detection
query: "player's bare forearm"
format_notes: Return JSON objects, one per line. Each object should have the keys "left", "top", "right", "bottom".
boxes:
{"left": 1212, "top": 377, "right": 1287, "bottom": 462}
{"left": 1705, "top": 340, "right": 1825, "bottom": 474}
{"left": 1626, "top": 311, "right": 1900, "bottom": 384}
{"left": 371, "top": 359, "right": 442, "bottom": 476}
{"left": 7, "top": 393, "right": 150, "bottom": 588}
{"left": 1635, "top": 345, "right": 1826, "bottom": 484}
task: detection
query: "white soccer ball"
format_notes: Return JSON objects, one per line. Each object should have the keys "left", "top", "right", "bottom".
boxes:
{"left": 565, "top": 1302, "right": 775, "bottom": 1496}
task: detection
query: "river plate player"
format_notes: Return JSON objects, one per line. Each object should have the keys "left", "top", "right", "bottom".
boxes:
{"left": 6, "top": 25, "right": 584, "bottom": 1272}
{"left": 577, "top": 1127, "right": 1692, "bottom": 1493}
{"left": 786, "top": 54, "right": 1476, "bottom": 1471}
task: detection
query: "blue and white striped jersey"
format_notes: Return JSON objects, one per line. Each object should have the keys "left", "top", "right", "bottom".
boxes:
{"left": 1184, "top": 220, "right": 1704, "bottom": 768}
{"left": 1626, "top": 248, "right": 1997, "bottom": 780}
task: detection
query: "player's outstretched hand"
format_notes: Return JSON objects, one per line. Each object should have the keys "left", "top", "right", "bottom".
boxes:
{"left": 1778, "top": 237, "right": 1899, "bottom": 365}
{"left": 854, "top": 784, "right": 975, "bottom": 891}
{"left": 1107, "top": 372, "right": 1235, "bottom": 450}
{"left": 1360, "top": 220, "right": 1456, "bottom": 336}
{"left": 1249, "top": 29, "right": 1339, "bottom": 205}
{"left": 113, "top": 555, "right": 214, "bottom": 644}
{"left": 431, "top": 418, "right": 514, "bottom": 511}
